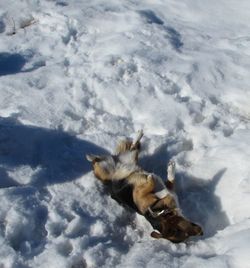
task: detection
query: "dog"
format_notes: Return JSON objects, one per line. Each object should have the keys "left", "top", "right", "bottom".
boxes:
{"left": 86, "top": 130, "right": 203, "bottom": 243}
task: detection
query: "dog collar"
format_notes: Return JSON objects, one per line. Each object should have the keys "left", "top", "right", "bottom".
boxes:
{"left": 147, "top": 206, "right": 172, "bottom": 218}
{"left": 147, "top": 198, "right": 179, "bottom": 219}
{"left": 144, "top": 202, "right": 176, "bottom": 233}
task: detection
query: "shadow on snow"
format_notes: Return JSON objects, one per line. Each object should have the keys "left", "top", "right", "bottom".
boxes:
{"left": 0, "top": 116, "right": 108, "bottom": 188}
{"left": 138, "top": 9, "right": 183, "bottom": 52}
{"left": 0, "top": 52, "right": 45, "bottom": 76}
{"left": 139, "top": 142, "right": 229, "bottom": 238}
{"left": 177, "top": 168, "right": 229, "bottom": 238}
{"left": 0, "top": 53, "right": 27, "bottom": 76}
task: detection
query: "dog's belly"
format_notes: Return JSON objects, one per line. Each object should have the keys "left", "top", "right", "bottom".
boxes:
{"left": 107, "top": 179, "right": 139, "bottom": 212}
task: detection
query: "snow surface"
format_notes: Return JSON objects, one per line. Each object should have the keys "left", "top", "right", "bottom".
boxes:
{"left": 0, "top": 0, "right": 250, "bottom": 267}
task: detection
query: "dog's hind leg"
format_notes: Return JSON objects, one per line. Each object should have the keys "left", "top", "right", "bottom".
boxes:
{"left": 115, "top": 130, "right": 143, "bottom": 163}
{"left": 115, "top": 139, "right": 133, "bottom": 154}
{"left": 116, "top": 130, "right": 143, "bottom": 153}
{"left": 166, "top": 160, "right": 176, "bottom": 191}
{"left": 130, "top": 129, "right": 143, "bottom": 150}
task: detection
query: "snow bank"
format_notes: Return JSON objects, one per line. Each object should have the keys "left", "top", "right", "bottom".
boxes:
{"left": 0, "top": 0, "right": 250, "bottom": 267}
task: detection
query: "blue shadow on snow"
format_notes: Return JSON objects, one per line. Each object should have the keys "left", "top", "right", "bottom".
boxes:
{"left": 140, "top": 142, "right": 229, "bottom": 238}
{"left": 138, "top": 9, "right": 183, "bottom": 52}
{"left": 0, "top": 53, "right": 27, "bottom": 76}
{"left": 0, "top": 117, "right": 108, "bottom": 187}
{"left": 0, "top": 52, "right": 46, "bottom": 76}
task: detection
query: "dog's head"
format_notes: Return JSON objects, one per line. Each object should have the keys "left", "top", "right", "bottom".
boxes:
{"left": 86, "top": 154, "right": 115, "bottom": 182}
{"left": 150, "top": 214, "right": 203, "bottom": 243}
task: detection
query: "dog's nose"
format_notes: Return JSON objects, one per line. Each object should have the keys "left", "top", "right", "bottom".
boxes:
{"left": 195, "top": 226, "right": 203, "bottom": 236}
{"left": 190, "top": 222, "right": 203, "bottom": 236}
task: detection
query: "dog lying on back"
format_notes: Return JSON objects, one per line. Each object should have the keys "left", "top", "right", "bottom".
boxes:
{"left": 86, "top": 131, "right": 203, "bottom": 243}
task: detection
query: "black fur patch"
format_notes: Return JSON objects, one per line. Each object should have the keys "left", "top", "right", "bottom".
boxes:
{"left": 105, "top": 179, "right": 139, "bottom": 213}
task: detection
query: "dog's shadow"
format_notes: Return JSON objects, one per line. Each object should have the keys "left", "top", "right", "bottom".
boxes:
{"left": 176, "top": 169, "right": 229, "bottom": 238}
{"left": 140, "top": 144, "right": 229, "bottom": 238}
{"left": 0, "top": 116, "right": 108, "bottom": 188}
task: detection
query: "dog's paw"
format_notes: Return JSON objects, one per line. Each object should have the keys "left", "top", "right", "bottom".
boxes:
{"left": 146, "top": 174, "right": 153, "bottom": 181}
{"left": 130, "top": 129, "right": 143, "bottom": 150}
{"left": 151, "top": 230, "right": 163, "bottom": 239}
{"left": 167, "top": 160, "right": 176, "bottom": 182}
{"left": 146, "top": 174, "right": 155, "bottom": 187}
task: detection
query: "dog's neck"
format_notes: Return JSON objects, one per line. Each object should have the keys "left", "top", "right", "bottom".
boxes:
{"left": 112, "top": 162, "right": 141, "bottom": 180}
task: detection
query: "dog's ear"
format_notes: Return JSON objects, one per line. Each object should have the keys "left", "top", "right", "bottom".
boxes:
{"left": 147, "top": 174, "right": 153, "bottom": 180}
{"left": 151, "top": 231, "right": 163, "bottom": 239}
{"left": 86, "top": 154, "right": 102, "bottom": 162}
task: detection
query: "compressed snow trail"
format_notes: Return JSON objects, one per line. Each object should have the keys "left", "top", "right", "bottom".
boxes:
{"left": 0, "top": 0, "right": 250, "bottom": 267}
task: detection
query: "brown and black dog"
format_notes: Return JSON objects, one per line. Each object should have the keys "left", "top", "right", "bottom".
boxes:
{"left": 86, "top": 131, "right": 203, "bottom": 243}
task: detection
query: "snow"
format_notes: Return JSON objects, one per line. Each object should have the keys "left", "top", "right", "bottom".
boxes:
{"left": 0, "top": 0, "right": 250, "bottom": 267}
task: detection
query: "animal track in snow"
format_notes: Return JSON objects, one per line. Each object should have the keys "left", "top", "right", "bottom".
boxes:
{"left": 56, "top": 240, "right": 73, "bottom": 256}
{"left": 0, "top": 18, "right": 5, "bottom": 33}
{"left": 3, "top": 188, "right": 48, "bottom": 256}
{"left": 62, "top": 18, "right": 78, "bottom": 45}
{"left": 163, "top": 26, "right": 183, "bottom": 52}
{"left": 138, "top": 10, "right": 164, "bottom": 25}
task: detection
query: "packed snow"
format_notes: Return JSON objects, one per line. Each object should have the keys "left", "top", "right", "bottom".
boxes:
{"left": 0, "top": 0, "right": 250, "bottom": 267}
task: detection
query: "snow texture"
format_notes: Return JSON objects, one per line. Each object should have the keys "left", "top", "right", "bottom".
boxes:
{"left": 0, "top": 0, "right": 250, "bottom": 267}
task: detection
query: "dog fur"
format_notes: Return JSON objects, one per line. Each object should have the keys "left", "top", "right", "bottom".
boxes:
{"left": 86, "top": 131, "right": 203, "bottom": 243}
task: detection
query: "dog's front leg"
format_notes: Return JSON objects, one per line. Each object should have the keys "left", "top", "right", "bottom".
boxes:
{"left": 166, "top": 160, "right": 175, "bottom": 191}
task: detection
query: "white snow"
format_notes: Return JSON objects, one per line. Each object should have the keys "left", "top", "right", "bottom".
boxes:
{"left": 0, "top": 0, "right": 250, "bottom": 267}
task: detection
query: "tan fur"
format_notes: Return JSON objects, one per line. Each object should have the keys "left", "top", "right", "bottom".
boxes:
{"left": 88, "top": 138, "right": 178, "bottom": 215}
{"left": 93, "top": 162, "right": 111, "bottom": 182}
{"left": 115, "top": 139, "right": 133, "bottom": 154}
{"left": 132, "top": 175, "right": 158, "bottom": 214}
{"left": 153, "top": 194, "right": 178, "bottom": 211}
{"left": 115, "top": 139, "right": 139, "bottom": 163}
